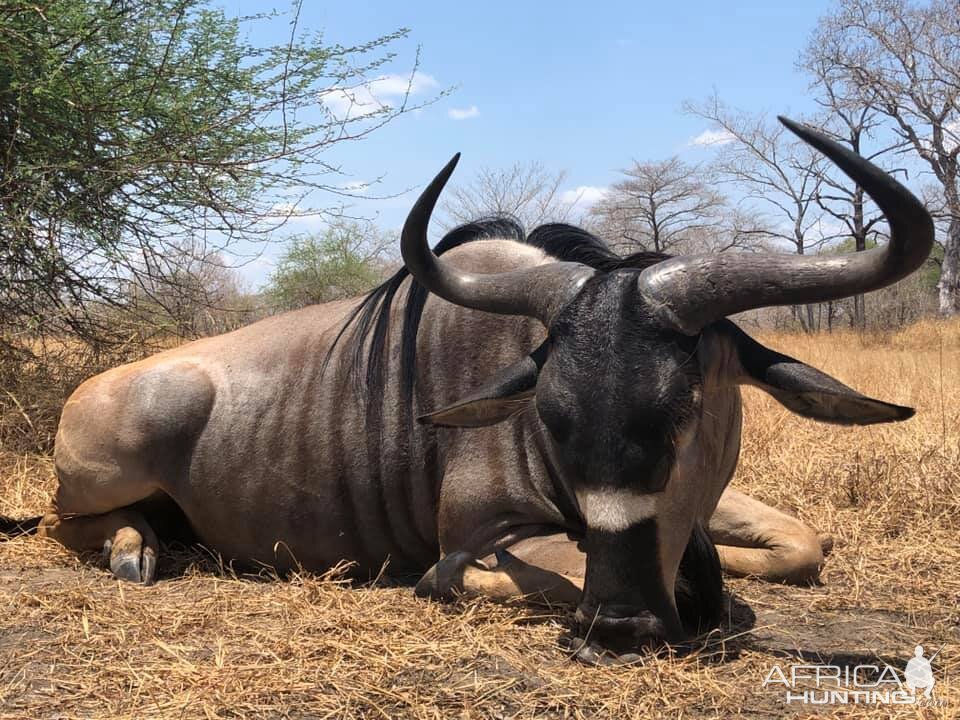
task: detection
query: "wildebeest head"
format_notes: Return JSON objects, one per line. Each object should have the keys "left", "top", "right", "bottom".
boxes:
{"left": 401, "top": 118, "right": 933, "bottom": 657}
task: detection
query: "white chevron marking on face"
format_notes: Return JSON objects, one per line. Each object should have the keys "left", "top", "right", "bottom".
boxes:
{"left": 575, "top": 488, "right": 658, "bottom": 532}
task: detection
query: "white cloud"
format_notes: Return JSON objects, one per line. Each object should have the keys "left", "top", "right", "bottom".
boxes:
{"left": 270, "top": 201, "right": 300, "bottom": 216}
{"left": 268, "top": 201, "right": 326, "bottom": 230}
{"left": 688, "top": 128, "right": 735, "bottom": 147}
{"left": 917, "top": 119, "right": 960, "bottom": 153}
{"left": 448, "top": 105, "right": 480, "bottom": 120}
{"left": 338, "top": 180, "right": 369, "bottom": 194}
{"left": 561, "top": 185, "right": 608, "bottom": 212}
{"left": 322, "top": 72, "right": 438, "bottom": 121}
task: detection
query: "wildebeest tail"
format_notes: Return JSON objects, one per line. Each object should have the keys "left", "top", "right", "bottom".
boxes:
{"left": 674, "top": 522, "right": 724, "bottom": 635}
{"left": 0, "top": 514, "right": 41, "bottom": 540}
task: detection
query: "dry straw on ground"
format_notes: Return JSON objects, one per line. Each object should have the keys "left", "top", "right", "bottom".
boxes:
{"left": 1, "top": 320, "right": 959, "bottom": 718}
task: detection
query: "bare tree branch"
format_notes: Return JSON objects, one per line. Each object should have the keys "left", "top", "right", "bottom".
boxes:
{"left": 439, "top": 161, "right": 575, "bottom": 231}
{"left": 804, "top": 0, "right": 959, "bottom": 314}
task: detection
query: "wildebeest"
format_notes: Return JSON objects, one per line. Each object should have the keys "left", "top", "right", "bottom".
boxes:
{"left": 3, "top": 118, "right": 932, "bottom": 661}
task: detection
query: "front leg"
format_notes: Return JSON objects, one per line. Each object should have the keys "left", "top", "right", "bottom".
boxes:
{"left": 425, "top": 425, "right": 585, "bottom": 604}
{"left": 708, "top": 487, "right": 833, "bottom": 584}
{"left": 415, "top": 534, "right": 583, "bottom": 604}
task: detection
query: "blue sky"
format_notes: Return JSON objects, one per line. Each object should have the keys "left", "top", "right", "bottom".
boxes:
{"left": 230, "top": 0, "right": 838, "bottom": 286}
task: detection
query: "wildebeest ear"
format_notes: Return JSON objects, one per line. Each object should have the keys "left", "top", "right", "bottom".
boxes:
{"left": 715, "top": 321, "right": 914, "bottom": 425}
{"left": 418, "top": 341, "right": 547, "bottom": 428}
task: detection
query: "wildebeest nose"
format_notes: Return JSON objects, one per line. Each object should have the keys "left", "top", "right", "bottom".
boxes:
{"left": 565, "top": 604, "right": 684, "bottom": 664}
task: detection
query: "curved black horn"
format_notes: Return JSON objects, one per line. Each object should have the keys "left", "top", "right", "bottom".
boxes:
{"left": 400, "top": 154, "right": 594, "bottom": 326}
{"left": 637, "top": 116, "right": 935, "bottom": 334}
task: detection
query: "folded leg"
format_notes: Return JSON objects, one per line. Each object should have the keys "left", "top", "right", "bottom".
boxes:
{"left": 415, "top": 533, "right": 583, "bottom": 604}
{"left": 709, "top": 487, "right": 832, "bottom": 584}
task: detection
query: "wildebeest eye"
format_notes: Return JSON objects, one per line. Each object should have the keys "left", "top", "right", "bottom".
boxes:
{"left": 688, "top": 383, "right": 704, "bottom": 407}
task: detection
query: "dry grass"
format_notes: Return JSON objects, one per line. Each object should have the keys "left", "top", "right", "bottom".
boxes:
{"left": 2, "top": 319, "right": 960, "bottom": 718}
{"left": 0, "top": 333, "right": 176, "bottom": 454}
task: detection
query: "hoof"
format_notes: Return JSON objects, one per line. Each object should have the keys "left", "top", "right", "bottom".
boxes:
{"left": 109, "top": 546, "right": 157, "bottom": 585}
{"left": 141, "top": 548, "right": 157, "bottom": 585}
{"left": 415, "top": 550, "right": 474, "bottom": 600}
{"left": 108, "top": 527, "right": 157, "bottom": 585}
{"left": 110, "top": 551, "right": 142, "bottom": 583}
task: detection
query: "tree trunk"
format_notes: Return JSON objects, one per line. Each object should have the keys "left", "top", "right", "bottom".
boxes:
{"left": 853, "top": 224, "right": 866, "bottom": 329}
{"left": 938, "top": 215, "right": 960, "bottom": 316}
{"left": 791, "top": 304, "right": 809, "bottom": 332}
{"left": 853, "top": 157, "right": 867, "bottom": 329}
{"left": 853, "top": 294, "right": 865, "bottom": 329}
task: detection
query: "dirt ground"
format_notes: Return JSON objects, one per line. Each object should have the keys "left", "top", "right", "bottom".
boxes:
{"left": 1, "top": 322, "right": 959, "bottom": 718}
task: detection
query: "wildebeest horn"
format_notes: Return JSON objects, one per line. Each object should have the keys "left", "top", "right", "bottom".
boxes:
{"left": 401, "top": 154, "right": 594, "bottom": 325}
{"left": 637, "top": 116, "right": 935, "bottom": 334}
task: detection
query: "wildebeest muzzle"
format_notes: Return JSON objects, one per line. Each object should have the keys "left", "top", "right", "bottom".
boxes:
{"left": 566, "top": 521, "right": 723, "bottom": 664}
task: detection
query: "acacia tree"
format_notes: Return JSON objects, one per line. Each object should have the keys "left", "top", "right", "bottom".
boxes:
{"left": 806, "top": 0, "right": 960, "bottom": 314}
{"left": 266, "top": 220, "right": 392, "bottom": 310}
{"left": 440, "top": 161, "right": 575, "bottom": 230}
{"left": 588, "top": 157, "right": 726, "bottom": 255}
{"left": 685, "top": 96, "right": 839, "bottom": 331}
{"left": 0, "top": 0, "right": 428, "bottom": 347}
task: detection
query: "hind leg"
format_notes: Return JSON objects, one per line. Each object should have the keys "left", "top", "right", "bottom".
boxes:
{"left": 42, "top": 396, "right": 163, "bottom": 584}
{"left": 42, "top": 360, "right": 214, "bottom": 584}
{"left": 708, "top": 487, "right": 833, "bottom": 584}
{"left": 40, "top": 471, "right": 163, "bottom": 585}
{"left": 39, "top": 508, "right": 159, "bottom": 584}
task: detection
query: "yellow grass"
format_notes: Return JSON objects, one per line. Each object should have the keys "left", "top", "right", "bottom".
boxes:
{"left": 2, "top": 319, "right": 959, "bottom": 718}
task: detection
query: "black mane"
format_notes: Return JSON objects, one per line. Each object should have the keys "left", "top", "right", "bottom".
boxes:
{"left": 329, "top": 217, "right": 671, "bottom": 409}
